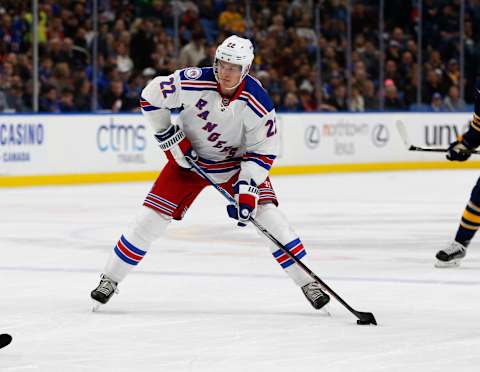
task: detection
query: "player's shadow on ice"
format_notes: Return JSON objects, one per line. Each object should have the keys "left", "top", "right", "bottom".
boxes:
{"left": 90, "top": 308, "right": 331, "bottom": 318}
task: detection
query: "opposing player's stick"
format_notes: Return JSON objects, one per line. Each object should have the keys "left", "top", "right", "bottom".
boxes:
{"left": 395, "top": 120, "right": 480, "bottom": 154}
{"left": 187, "top": 157, "right": 377, "bottom": 326}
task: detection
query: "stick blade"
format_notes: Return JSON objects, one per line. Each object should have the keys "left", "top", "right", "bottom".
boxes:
{"left": 356, "top": 312, "right": 377, "bottom": 326}
{"left": 0, "top": 333, "right": 12, "bottom": 349}
{"left": 395, "top": 120, "right": 411, "bottom": 149}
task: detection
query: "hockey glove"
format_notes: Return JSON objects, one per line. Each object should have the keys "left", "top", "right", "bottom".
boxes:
{"left": 446, "top": 136, "right": 475, "bottom": 162}
{"left": 227, "top": 179, "right": 259, "bottom": 227}
{"left": 154, "top": 124, "right": 198, "bottom": 168}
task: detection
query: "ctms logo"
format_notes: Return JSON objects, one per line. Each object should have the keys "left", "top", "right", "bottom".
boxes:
{"left": 96, "top": 118, "right": 146, "bottom": 152}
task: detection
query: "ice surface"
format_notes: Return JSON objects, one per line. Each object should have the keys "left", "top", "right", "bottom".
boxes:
{"left": 1, "top": 170, "right": 480, "bottom": 371}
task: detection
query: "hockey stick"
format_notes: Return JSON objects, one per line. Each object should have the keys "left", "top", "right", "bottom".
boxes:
{"left": 395, "top": 120, "right": 480, "bottom": 154}
{"left": 187, "top": 157, "right": 377, "bottom": 326}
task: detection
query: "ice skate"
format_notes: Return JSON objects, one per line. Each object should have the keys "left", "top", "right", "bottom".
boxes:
{"left": 435, "top": 241, "right": 467, "bottom": 268}
{"left": 301, "top": 281, "right": 330, "bottom": 310}
{"left": 91, "top": 274, "right": 118, "bottom": 311}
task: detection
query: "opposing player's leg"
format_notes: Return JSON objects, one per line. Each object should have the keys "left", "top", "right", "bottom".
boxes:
{"left": 91, "top": 162, "right": 208, "bottom": 310}
{"left": 436, "top": 177, "right": 480, "bottom": 268}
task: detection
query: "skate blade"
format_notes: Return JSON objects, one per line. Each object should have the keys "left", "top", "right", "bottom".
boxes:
{"left": 434, "top": 259, "right": 461, "bottom": 268}
{"left": 320, "top": 303, "right": 331, "bottom": 316}
{"left": 92, "top": 300, "right": 102, "bottom": 312}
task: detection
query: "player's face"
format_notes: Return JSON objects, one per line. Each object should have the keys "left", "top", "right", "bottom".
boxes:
{"left": 217, "top": 60, "right": 242, "bottom": 90}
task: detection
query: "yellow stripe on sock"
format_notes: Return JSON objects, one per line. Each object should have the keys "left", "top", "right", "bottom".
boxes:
{"left": 462, "top": 209, "right": 480, "bottom": 223}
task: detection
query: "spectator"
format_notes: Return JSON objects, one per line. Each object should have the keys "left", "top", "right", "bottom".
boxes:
{"left": 385, "top": 59, "right": 401, "bottom": 89}
{"left": 363, "top": 79, "right": 379, "bottom": 110}
{"left": 49, "top": 62, "right": 71, "bottom": 93}
{"left": 327, "top": 85, "right": 348, "bottom": 111}
{"left": 179, "top": 30, "right": 206, "bottom": 67}
{"left": 57, "top": 87, "right": 75, "bottom": 112}
{"left": 0, "top": 89, "right": 10, "bottom": 112}
{"left": 115, "top": 41, "right": 134, "bottom": 75}
{"left": 74, "top": 79, "right": 92, "bottom": 112}
{"left": 423, "top": 69, "right": 446, "bottom": 104}
{"left": 430, "top": 92, "right": 444, "bottom": 112}
{"left": 281, "top": 92, "right": 301, "bottom": 112}
{"left": 39, "top": 57, "right": 54, "bottom": 84}
{"left": 5, "top": 81, "right": 28, "bottom": 112}
{"left": 39, "top": 84, "right": 59, "bottom": 112}
{"left": 1, "top": 0, "right": 478, "bottom": 113}
{"left": 349, "top": 85, "right": 365, "bottom": 112}
{"left": 445, "top": 58, "right": 460, "bottom": 87}
{"left": 218, "top": 0, "right": 245, "bottom": 34}
{"left": 198, "top": 44, "right": 216, "bottom": 68}
{"left": 384, "top": 79, "right": 405, "bottom": 111}
{"left": 443, "top": 85, "right": 466, "bottom": 111}
{"left": 295, "top": 14, "right": 316, "bottom": 48}
{"left": 299, "top": 89, "right": 317, "bottom": 111}
{"left": 386, "top": 40, "right": 401, "bottom": 63}
{"left": 130, "top": 19, "right": 155, "bottom": 70}
{"left": 101, "top": 80, "right": 137, "bottom": 112}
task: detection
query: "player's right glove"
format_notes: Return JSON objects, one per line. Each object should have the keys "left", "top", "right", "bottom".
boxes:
{"left": 227, "top": 179, "right": 259, "bottom": 227}
{"left": 446, "top": 136, "right": 475, "bottom": 162}
{"left": 154, "top": 124, "right": 198, "bottom": 168}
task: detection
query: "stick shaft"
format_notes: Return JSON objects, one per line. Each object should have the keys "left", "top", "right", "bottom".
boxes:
{"left": 187, "top": 158, "right": 372, "bottom": 321}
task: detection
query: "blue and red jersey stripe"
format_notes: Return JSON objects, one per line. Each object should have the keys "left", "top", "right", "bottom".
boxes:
{"left": 242, "top": 152, "right": 276, "bottom": 171}
{"left": 196, "top": 157, "right": 241, "bottom": 174}
{"left": 140, "top": 97, "right": 161, "bottom": 111}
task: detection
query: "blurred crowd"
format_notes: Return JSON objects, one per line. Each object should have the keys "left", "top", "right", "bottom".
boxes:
{"left": 1, "top": 0, "right": 479, "bottom": 113}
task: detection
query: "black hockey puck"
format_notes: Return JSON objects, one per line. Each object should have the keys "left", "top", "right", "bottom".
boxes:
{"left": 0, "top": 334, "right": 12, "bottom": 349}
{"left": 357, "top": 319, "right": 371, "bottom": 325}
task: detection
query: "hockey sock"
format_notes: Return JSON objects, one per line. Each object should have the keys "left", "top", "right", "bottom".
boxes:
{"left": 255, "top": 204, "right": 313, "bottom": 287}
{"left": 271, "top": 238, "right": 313, "bottom": 287}
{"left": 455, "top": 200, "right": 480, "bottom": 247}
{"left": 104, "top": 206, "right": 171, "bottom": 282}
{"left": 455, "top": 178, "right": 480, "bottom": 247}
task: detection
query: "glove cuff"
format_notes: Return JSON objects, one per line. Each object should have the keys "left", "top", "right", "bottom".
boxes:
{"left": 156, "top": 126, "right": 185, "bottom": 150}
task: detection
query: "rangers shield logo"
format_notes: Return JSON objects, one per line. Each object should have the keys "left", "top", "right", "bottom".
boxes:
{"left": 184, "top": 67, "right": 202, "bottom": 80}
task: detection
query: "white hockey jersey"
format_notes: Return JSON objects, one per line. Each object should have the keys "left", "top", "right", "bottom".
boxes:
{"left": 140, "top": 67, "right": 279, "bottom": 184}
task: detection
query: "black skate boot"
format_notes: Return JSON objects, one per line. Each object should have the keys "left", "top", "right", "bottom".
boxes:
{"left": 301, "top": 281, "right": 330, "bottom": 310}
{"left": 91, "top": 274, "right": 118, "bottom": 311}
{"left": 435, "top": 241, "right": 467, "bottom": 268}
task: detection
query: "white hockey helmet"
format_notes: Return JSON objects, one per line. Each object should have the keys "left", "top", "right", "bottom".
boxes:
{"left": 214, "top": 35, "right": 254, "bottom": 85}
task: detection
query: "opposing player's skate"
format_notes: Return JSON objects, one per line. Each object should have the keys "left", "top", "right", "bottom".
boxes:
{"left": 435, "top": 241, "right": 467, "bottom": 268}
{"left": 301, "top": 281, "right": 330, "bottom": 310}
{"left": 91, "top": 274, "right": 118, "bottom": 311}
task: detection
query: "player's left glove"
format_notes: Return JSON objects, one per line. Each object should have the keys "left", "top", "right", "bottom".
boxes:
{"left": 446, "top": 136, "right": 475, "bottom": 162}
{"left": 227, "top": 179, "right": 259, "bottom": 227}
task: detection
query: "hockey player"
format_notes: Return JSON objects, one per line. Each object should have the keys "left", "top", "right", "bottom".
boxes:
{"left": 435, "top": 86, "right": 480, "bottom": 267}
{"left": 90, "top": 35, "right": 330, "bottom": 310}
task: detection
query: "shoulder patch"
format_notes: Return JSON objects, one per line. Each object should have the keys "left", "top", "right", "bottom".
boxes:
{"left": 184, "top": 67, "right": 202, "bottom": 80}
